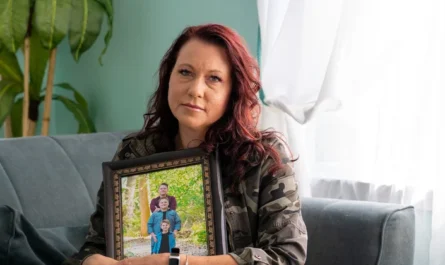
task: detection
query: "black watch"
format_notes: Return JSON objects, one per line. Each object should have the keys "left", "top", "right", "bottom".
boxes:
{"left": 169, "top": 248, "right": 180, "bottom": 265}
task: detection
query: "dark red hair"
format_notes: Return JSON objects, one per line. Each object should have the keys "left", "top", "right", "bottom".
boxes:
{"left": 138, "top": 24, "right": 285, "bottom": 190}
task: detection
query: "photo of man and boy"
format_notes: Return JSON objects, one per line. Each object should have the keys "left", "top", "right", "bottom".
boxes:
{"left": 121, "top": 164, "right": 208, "bottom": 258}
{"left": 148, "top": 196, "right": 180, "bottom": 254}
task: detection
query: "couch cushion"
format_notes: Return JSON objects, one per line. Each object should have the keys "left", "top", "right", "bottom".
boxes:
{"left": 301, "top": 197, "right": 415, "bottom": 265}
{"left": 0, "top": 132, "right": 126, "bottom": 230}
{"left": 0, "top": 164, "right": 23, "bottom": 213}
{"left": 48, "top": 132, "right": 127, "bottom": 204}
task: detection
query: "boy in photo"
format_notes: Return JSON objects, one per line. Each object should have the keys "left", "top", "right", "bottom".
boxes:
{"left": 151, "top": 219, "right": 176, "bottom": 254}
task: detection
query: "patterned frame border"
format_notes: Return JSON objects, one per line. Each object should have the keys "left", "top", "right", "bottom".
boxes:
{"left": 110, "top": 155, "right": 216, "bottom": 260}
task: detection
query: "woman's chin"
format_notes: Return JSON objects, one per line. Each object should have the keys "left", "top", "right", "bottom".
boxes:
{"left": 177, "top": 119, "right": 207, "bottom": 132}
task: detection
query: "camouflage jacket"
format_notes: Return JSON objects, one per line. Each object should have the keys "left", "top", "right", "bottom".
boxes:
{"left": 62, "top": 133, "right": 308, "bottom": 265}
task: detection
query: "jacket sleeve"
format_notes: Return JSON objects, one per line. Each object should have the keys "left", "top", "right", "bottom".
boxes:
{"left": 228, "top": 138, "right": 308, "bottom": 265}
{"left": 170, "top": 234, "right": 176, "bottom": 250}
{"left": 174, "top": 211, "right": 181, "bottom": 231}
{"left": 150, "top": 198, "right": 157, "bottom": 212}
{"left": 61, "top": 142, "right": 124, "bottom": 265}
{"left": 169, "top": 196, "right": 177, "bottom": 210}
{"left": 148, "top": 214, "right": 155, "bottom": 234}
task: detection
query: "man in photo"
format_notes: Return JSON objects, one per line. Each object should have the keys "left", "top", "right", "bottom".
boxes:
{"left": 150, "top": 183, "right": 177, "bottom": 212}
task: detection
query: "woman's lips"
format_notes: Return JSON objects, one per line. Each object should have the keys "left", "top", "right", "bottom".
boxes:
{"left": 182, "top": 103, "right": 205, "bottom": 111}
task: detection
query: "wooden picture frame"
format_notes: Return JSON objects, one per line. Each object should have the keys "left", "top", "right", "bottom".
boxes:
{"left": 102, "top": 148, "right": 227, "bottom": 260}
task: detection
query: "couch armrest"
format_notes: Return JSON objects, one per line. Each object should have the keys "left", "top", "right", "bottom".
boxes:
{"left": 301, "top": 197, "right": 415, "bottom": 265}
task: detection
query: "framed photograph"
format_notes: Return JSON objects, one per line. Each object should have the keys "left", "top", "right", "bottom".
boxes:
{"left": 102, "top": 148, "right": 227, "bottom": 260}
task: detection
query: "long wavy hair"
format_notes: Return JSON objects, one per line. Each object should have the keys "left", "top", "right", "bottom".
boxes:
{"left": 138, "top": 24, "right": 287, "bottom": 190}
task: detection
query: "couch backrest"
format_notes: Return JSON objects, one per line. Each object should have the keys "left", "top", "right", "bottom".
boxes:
{"left": 302, "top": 197, "right": 415, "bottom": 265}
{"left": 0, "top": 132, "right": 127, "bottom": 229}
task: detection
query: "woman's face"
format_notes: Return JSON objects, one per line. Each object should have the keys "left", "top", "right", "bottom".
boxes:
{"left": 168, "top": 38, "right": 232, "bottom": 134}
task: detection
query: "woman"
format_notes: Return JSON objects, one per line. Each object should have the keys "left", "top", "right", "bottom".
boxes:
{"left": 64, "top": 23, "right": 307, "bottom": 265}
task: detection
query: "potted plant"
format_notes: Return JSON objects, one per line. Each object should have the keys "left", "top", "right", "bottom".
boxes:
{"left": 0, "top": 0, "right": 113, "bottom": 137}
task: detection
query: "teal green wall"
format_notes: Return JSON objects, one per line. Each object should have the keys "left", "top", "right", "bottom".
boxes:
{"left": 48, "top": 0, "right": 259, "bottom": 136}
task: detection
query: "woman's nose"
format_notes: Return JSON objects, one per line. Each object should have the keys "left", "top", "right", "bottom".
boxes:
{"left": 188, "top": 77, "right": 206, "bottom": 98}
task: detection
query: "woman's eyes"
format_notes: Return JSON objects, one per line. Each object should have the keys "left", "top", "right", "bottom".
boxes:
{"left": 178, "top": 69, "right": 222, "bottom": 83}
{"left": 179, "top": 69, "right": 191, "bottom": 76}
{"left": 209, "top": 75, "right": 222, "bottom": 82}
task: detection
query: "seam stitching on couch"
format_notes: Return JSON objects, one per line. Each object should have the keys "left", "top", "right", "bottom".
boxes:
{"left": 375, "top": 205, "right": 415, "bottom": 265}
{"left": 0, "top": 159, "right": 24, "bottom": 212}
{"left": 48, "top": 136, "right": 95, "bottom": 208}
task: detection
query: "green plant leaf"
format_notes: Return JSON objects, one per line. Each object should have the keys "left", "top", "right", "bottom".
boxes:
{"left": 54, "top": 82, "right": 88, "bottom": 110}
{"left": 68, "top": 0, "right": 104, "bottom": 62}
{"left": 0, "top": 48, "right": 23, "bottom": 83}
{"left": 10, "top": 97, "right": 23, "bottom": 137}
{"left": 0, "top": 0, "right": 31, "bottom": 53}
{"left": 34, "top": 0, "right": 72, "bottom": 50}
{"left": 53, "top": 94, "right": 96, "bottom": 133}
{"left": 94, "top": 0, "right": 113, "bottom": 65}
{"left": 29, "top": 31, "right": 49, "bottom": 100}
{"left": 0, "top": 80, "right": 21, "bottom": 127}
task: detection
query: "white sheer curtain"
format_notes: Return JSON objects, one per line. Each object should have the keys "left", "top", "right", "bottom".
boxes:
{"left": 256, "top": 0, "right": 344, "bottom": 197}
{"left": 257, "top": 0, "right": 445, "bottom": 264}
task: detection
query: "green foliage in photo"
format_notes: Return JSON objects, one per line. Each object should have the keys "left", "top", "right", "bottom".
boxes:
{"left": 121, "top": 164, "right": 207, "bottom": 247}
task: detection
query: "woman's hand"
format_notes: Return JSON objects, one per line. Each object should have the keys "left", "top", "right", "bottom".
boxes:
{"left": 82, "top": 254, "right": 118, "bottom": 265}
{"left": 115, "top": 253, "right": 169, "bottom": 265}
{"left": 115, "top": 254, "right": 237, "bottom": 265}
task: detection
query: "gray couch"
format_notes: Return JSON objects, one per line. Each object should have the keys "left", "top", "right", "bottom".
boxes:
{"left": 0, "top": 132, "right": 415, "bottom": 265}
